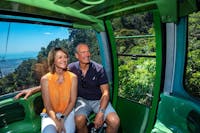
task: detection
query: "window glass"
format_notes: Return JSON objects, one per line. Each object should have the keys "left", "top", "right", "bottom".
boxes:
{"left": 185, "top": 11, "right": 200, "bottom": 99}
{"left": 111, "top": 12, "right": 156, "bottom": 106}
{"left": 0, "top": 22, "right": 100, "bottom": 96}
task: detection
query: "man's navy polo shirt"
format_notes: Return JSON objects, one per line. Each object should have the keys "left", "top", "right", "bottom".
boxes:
{"left": 68, "top": 61, "right": 108, "bottom": 100}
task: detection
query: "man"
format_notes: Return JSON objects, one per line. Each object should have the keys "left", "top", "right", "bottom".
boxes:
{"left": 15, "top": 43, "right": 120, "bottom": 133}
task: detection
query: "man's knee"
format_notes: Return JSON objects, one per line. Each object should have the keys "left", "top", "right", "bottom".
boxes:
{"left": 75, "top": 115, "right": 87, "bottom": 128}
{"left": 106, "top": 112, "right": 120, "bottom": 128}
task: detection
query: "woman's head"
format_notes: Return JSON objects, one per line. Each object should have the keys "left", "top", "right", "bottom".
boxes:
{"left": 48, "top": 47, "right": 69, "bottom": 73}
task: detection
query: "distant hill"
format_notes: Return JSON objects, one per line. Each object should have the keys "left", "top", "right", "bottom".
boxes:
{"left": 0, "top": 51, "right": 38, "bottom": 78}
{"left": 0, "top": 51, "right": 38, "bottom": 60}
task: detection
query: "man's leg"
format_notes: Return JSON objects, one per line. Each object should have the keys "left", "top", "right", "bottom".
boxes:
{"left": 99, "top": 103, "right": 120, "bottom": 133}
{"left": 92, "top": 101, "right": 120, "bottom": 133}
{"left": 105, "top": 112, "right": 120, "bottom": 133}
{"left": 75, "top": 114, "right": 88, "bottom": 133}
{"left": 75, "top": 97, "right": 92, "bottom": 133}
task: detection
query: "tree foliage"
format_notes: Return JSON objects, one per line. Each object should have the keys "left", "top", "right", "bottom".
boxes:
{"left": 112, "top": 12, "right": 156, "bottom": 106}
{"left": 185, "top": 12, "right": 200, "bottom": 98}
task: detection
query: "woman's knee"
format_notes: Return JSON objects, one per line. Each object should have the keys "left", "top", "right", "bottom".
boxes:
{"left": 42, "top": 124, "right": 57, "bottom": 133}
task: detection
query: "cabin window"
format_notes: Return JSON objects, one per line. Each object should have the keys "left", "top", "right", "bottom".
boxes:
{"left": 111, "top": 12, "right": 156, "bottom": 106}
{"left": 185, "top": 11, "right": 200, "bottom": 99}
{"left": 0, "top": 21, "right": 100, "bottom": 96}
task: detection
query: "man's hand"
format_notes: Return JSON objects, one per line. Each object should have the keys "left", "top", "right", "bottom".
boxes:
{"left": 14, "top": 89, "right": 32, "bottom": 100}
{"left": 94, "top": 112, "right": 104, "bottom": 129}
{"left": 14, "top": 86, "right": 41, "bottom": 100}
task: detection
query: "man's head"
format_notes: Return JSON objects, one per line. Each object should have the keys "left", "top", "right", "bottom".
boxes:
{"left": 75, "top": 43, "right": 91, "bottom": 64}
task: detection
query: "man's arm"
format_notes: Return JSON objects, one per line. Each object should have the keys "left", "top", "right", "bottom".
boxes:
{"left": 99, "top": 83, "right": 110, "bottom": 111}
{"left": 14, "top": 86, "right": 41, "bottom": 99}
{"left": 94, "top": 83, "right": 110, "bottom": 129}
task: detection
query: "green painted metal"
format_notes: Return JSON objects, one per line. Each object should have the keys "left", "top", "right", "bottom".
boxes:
{"left": 96, "top": 1, "right": 157, "bottom": 19}
{"left": 104, "top": 20, "right": 118, "bottom": 108}
{"left": 115, "top": 35, "right": 155, "bottom": 39}
{"left": 179, "top": 0, "right": 198, "bottom": 17}
{"left": 116, "top": 97, "right": 150, "bottom": 133}
{"left": 0, "top": 0, "right": 198, "bottom": 31}
{"left": 156, "top": 0, "right": 199, "bottom": 22}
{"left": 156, "top": 0, "right": 177, "bottom": 22}
{"left": 152, "top": 94, "right": 200, "bottom": 133}
{"left": 105, "top": 9, "right": 163, "bottom": 133}
{"left": 80, "top": 0, "right": 105, "bottom": 5}
{"left": 73, "top": 22, "right": 105, "bottom": 31}
{"left": 0, "top": 14, "right": 72, "bottom": 26}
{"left": 173, "top": 17, "right": 189, "bottom": 96}
{"left": 96, "top": 32, "right": 113, "bottom": 98}
{"left": 7, "top": 0, "right": 104, "bottom": 31}
{"left": 146, "top": 10, "right": 163, "bottom": 133}
{"left": 0, "top": 93, "right": 42, "bottom": 133}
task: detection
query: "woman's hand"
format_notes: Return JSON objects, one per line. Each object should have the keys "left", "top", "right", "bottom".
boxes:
{"left": 55, "top": 119, "right": 64, "bottom": 133}
{"left": 60, "top": 118, "right": 66, "bottom": 133}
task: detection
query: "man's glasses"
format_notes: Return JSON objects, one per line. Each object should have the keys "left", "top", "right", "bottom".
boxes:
{"left": 81, "top": 75, "right": 86, "bottom": 88}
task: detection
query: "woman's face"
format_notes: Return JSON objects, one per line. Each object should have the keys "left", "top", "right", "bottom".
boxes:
{"left": 54, "top": 50, "right": 68, "bottom": 70}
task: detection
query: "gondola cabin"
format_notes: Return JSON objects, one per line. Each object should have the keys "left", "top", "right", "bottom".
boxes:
{"left": 0, "top": 0, "right": 200, "bottom": 133}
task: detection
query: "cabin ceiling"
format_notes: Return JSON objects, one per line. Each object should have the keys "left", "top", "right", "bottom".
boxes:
{"left": 0, "top": 0, "right": 198, "bottom": 31}
{"left": 0, "top": 0, "right": 157, "bottom": 30}
{"left": 0, "top": 0, "right": 157, "bottom": 20}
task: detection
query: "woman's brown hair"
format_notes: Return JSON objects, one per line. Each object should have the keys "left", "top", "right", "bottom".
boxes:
{"left": 48, "top": 47, "right": 69, "bottom": 73}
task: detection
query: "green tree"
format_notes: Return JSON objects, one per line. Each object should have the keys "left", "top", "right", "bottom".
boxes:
{"left": 68, "top": 29, "right": 100, "bottom": 63}
{"left": 113, "top": 12, "right": 156, "bottom": 105}
{"left": 185, "top": 12, "right": 200, "bottom": 98}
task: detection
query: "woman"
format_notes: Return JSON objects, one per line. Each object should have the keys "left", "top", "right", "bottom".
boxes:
{"left": 40, "top": 47, "right": 77, "bottom": 133}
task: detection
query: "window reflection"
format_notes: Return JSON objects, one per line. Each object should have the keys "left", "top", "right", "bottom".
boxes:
{"left": 0, "top": 22, "right": 100, "bottom": 96}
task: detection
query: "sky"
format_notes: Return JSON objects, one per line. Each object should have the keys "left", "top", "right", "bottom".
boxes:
{"left": 0, "top": 22, "right": 69, "bottom": 59}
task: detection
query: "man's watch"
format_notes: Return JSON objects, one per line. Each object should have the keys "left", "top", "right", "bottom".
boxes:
{"left": 99, "top": 108, "right": 105, "bottom": 114}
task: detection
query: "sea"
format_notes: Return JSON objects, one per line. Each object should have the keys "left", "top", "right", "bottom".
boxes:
{"left": 0, "top": 52, "right": 37, "bottom": 78}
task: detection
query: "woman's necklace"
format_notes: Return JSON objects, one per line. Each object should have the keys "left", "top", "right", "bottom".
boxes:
{"left": 57, "top": 75, "right": 64, "bottom": 84}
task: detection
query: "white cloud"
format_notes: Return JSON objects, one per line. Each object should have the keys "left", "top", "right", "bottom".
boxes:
{"left": 44, "top": 32, "right": 52, "bottom": 35}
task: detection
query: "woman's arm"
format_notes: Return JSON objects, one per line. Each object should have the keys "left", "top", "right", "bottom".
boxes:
{"left": 41, "top": 75, "right": 61, "bottom": 131}
{"left": 63, "top": 74, "right": 78, "bottom": 117}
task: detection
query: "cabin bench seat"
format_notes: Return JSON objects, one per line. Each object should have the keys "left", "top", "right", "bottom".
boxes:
{"left": 151, "top": 94, "right": 200, "bottom": 133}
{"left": 0, "top": 92, "right": 43, "bottom": 133}
{"left": 0, "top": 92, "right": 106, "bottom": 133}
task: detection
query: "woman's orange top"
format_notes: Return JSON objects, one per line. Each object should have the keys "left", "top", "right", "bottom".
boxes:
{"left": 45, "top": 71, "right": 74, "bottom": 114}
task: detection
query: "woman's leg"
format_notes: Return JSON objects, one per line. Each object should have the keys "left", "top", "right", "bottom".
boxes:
{"left": 41, "top": 113, "right": 57, "bottom": 133}
{"left": 64, "top": 110, "right": 75, "bottom": 133}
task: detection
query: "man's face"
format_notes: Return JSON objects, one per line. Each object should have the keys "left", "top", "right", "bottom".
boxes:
{"left": 76, "top": 44, "right": 91, "bottom": 64}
